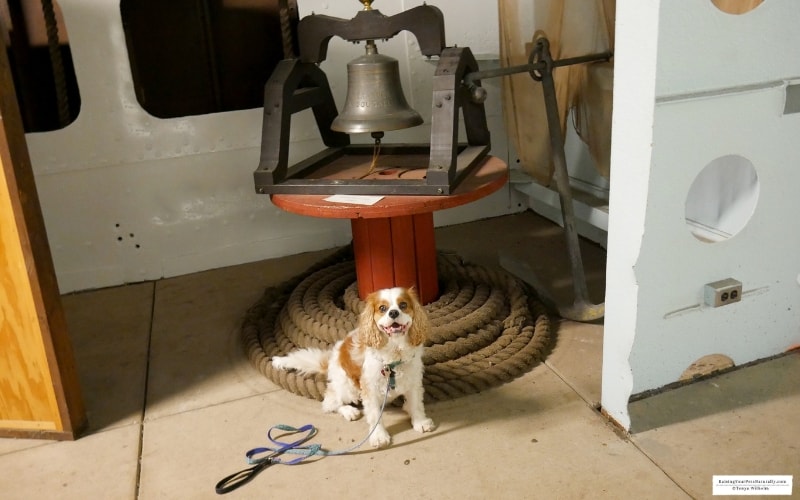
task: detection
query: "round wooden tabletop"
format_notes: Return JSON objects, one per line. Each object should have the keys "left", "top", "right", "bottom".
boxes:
{"left": 270, "top": 156, "right": 508, "bottom": 219}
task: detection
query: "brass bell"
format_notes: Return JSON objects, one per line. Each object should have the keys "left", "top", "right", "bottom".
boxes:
{"left": 331, "top": 40, "right": 423, "bottom": 134}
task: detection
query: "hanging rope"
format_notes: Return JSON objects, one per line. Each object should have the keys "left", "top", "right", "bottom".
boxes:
{"left": 40, "top": 0, "right": 70, "bottom": 127}
{"left": 242, "top": 247, "right": 552, "bottom": 402}
{"left": 278, "top": 0, "right": 295, "bottom": 59}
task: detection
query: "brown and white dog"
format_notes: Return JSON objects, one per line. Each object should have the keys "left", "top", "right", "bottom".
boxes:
{"left": 272, "top": 287, "right": 435, "bottom": 448}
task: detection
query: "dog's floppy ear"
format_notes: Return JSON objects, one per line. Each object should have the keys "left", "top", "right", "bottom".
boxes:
{"left": 406, "top": 288, "right": 429, "bottom": 347}
{"left": 358, "top": 291, "right": 387, "bottom": 348}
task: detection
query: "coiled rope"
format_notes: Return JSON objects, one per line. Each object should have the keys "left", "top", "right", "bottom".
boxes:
{"left": 242, "top": 247, "right": 552, "bottom": 402}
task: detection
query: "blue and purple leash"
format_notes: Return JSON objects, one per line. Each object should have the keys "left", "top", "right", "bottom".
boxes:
{"left": 215, "top": 362, "right": 399, "bottom": 494}
{"left": 214, "top": 424, "right": 320, "bottom": 494}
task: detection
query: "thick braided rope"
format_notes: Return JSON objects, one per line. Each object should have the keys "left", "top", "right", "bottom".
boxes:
{"left": 242, "top": 248, "right": 552, "bottom": 402}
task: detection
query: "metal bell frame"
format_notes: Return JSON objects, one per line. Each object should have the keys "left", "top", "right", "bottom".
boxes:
{"left": 253, "top": 4, "right": 491, "bottom": 196}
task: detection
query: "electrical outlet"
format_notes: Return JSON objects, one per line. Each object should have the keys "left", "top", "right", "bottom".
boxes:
{"left": 704, "top": 278, "right": 742, "bottom": 307}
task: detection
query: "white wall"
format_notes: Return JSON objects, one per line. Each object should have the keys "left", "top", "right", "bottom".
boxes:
{"left": 603, "top": 0, "right": 800, "bottom": 430}
{"left": 28, "top": 0, "right": 519, "bottom": 293}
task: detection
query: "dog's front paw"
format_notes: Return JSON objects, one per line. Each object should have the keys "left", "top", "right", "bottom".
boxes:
{"left": 369, "top": 426, "right": 391, "bottom": 448}
{"left": 413, "top": 417, "right": 436, "bottom": 433}
{"left": 338, "top": 405, "right": 362, "bottom": 421}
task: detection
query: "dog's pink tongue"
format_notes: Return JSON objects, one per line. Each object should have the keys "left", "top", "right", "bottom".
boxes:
{"left": 387, "top": 323, "right": 406, "bottom": 334}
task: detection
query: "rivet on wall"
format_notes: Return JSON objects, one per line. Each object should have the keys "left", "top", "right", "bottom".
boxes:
{"left": 114, "top": 223, "right": 142, "bottom": 250}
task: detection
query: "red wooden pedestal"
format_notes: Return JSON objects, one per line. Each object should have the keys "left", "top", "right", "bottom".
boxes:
{"left": 350, "top": 212, "right": 438, "bottom": 304}
{"left": 271, "top": 156, "right": 508, "bottom": 304}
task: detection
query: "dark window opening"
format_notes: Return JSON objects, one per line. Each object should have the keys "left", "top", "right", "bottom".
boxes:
{"left": 120, "top": 0, "right": 297, "bottom": 119}
{"left": 3, "top": 0, "right": 81, "bottom": 133}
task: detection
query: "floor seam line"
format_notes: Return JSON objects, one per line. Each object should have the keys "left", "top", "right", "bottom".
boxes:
{"left": 627, "top": 437, "right": 697, "bottom": 498}
{"left": 542, "top": 360, "right": 694, "bottom": 497}
{"left": 141, "top": 389, "right": 284, "bottom": 425}
{"left": 134, "top": 280, "right": 157, "bottom": 500}
{"left": 542, "top": 360, "right": 598, "bottom": 409}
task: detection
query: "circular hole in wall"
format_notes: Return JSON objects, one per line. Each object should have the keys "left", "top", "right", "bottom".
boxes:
{"left": 685, "top": 155, "right": 759, "bottom": 243}
{"left": 711, "top": 0, "right": 763, "bottom": 15}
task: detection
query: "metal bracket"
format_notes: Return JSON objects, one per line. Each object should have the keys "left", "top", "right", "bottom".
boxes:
{"left": 297, "top": 5, "right": 446, "bottom": 63}
{"left": 254, "top": 58, "right": 349, "bottom": 192}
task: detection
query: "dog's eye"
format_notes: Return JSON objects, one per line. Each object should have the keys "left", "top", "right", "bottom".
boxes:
{"left": 379, "top": 305, "right": 387, "bottom": 313}
{"left": 399, "top": 302, "right": 408, "bottom": 310}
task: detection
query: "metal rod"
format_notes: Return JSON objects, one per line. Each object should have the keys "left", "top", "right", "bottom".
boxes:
{"left": 550, "top": 51, "right": 613, "bottom": 69}
{"left": 463, "top": 51, "right": 612, "bottom": 87}
{"left": 539, "top": 58, "right": 592, "bottom": 303}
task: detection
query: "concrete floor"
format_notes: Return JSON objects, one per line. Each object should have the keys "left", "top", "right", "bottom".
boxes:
{"left": 0, "top": 212, "right": 797, "bottom": 499}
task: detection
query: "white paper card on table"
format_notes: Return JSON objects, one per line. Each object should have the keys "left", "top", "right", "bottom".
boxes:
{"left": 324, "top": 195, "right": 384, "bottom": 206}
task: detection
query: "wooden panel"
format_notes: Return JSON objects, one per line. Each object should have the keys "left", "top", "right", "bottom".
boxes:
{"left": 363, "top": 219, "right": 395, "bottom": 293}
{"left": 0, "top": 35, "right": 85, "bottom": 439}
{"left": 351, "top": 214, "right": 438, "bottom": 303}
{"left": 350, "top": 218, "right": 375, "bottom": 299}
{"left": 0, "top": 168, "right": 60, "bottom": 429}
{"left": 389, "top": 215, "right": 417, "bottom": 289}
{"left": 412, "top": 213, "right": 438, "bottom": 304}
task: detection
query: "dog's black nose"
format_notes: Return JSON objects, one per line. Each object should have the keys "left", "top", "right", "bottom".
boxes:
{"left": 388, "top": 309, "right": 399, "bottom": 319}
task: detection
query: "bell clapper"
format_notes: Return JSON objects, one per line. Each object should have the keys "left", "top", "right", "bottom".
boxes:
{"left": 366, "top": 131, "right": 384, "bottom": 176}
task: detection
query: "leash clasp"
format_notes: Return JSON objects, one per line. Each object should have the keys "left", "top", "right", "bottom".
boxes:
{"left": 382, "top": 362, "right": 400, "bottom": 390}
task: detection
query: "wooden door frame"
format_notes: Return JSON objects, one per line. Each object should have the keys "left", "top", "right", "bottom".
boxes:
{"left": 0, "top": 38, "right": 86, "bottom": 440}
